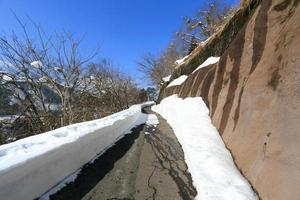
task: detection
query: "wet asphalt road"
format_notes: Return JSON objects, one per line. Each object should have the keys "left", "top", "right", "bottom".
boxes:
{"left": 48, "top": 107, "right": 196, "bottom": 200}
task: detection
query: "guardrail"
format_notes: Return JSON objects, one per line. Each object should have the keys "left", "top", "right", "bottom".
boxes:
{"left": 0, "top": 102, "right": 154, "bottom": 200}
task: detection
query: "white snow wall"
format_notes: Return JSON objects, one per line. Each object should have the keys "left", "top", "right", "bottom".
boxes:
{"left": 0, "top": 103, "right": 151, "bottom": 200}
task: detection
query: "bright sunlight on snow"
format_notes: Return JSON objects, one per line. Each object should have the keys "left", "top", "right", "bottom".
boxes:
{"left": 162, "top": 75, "right": 171, "bottom": 82}
{"left": 167, "top": 75, "right": 188, "bottom": 88}
{"left": 192, "top": 57, "right": 220, "bottom": 73}
{"left": 175, "top": 55, "right": 189, "bottom": 65}
{"left": 152, "top": 95, "right": 258, "bottom": 200}
{"left": 0, "top": 102, "right": 154, "bottom": 200}
{"left": 146, "top": 114, "right": 159, "bottom": 126}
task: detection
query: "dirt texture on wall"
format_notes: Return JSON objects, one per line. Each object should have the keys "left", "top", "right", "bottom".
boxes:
{"left": 159, "top": 0, "right": 300, "bottom": 199}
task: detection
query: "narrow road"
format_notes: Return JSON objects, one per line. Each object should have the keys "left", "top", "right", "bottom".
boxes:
{"left": 49, "top": 107, "right": 196, "bottom": 200}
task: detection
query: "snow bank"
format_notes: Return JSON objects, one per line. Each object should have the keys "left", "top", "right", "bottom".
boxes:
{"left": 193, "top": 57, "right": 220, "bottom": 73}
{"left": 167, "top": 75, "right": 188, "bottom": 88}
{"left": 152, "top": 95, "right": 258, "bottom": 200}
{"left": 0, "top": 102, "right": 154, "bottom": 200}
{"left": 175, "top": 55, "right": 189, "bottom": 65}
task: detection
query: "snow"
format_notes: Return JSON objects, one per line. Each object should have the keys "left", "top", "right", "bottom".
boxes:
{"left": 0, "top": 115, "right": 18, "bottom": 122}
{"left": 38, "top": 76, "right": 48, "bottom": 82}
{"left": 45, "top": 103, "right": 60, "bottom": 111}
{"left": 54, "top": 67, "right": 63, "bottom": 72}
{"left": 167, "top": 75, "right": 188, "bottom": 88}
{"left": 193, "top": 57, "right": 220, "bottom": 73}
{"left": 30, "top": 61, "right": 43, "bottom": 68}
{"left": 175, "top": 55, "right": 189, "bottom": 65}
{"left": 152, "top": 95, "right": 258, "bottom": 200}
{"left": 0, "top": 71, "right": 13, "bottom": 82}
{"left": 162, "top": 75, "right": 171, "bottom": 82}
{"left": 2, "top": 74, "right": 12, "bottom": 81}
{"left": 146, "top": 114, "right": 159, "bottom": 126}
{"left": 5, "top": 137, "right": 17, "bottom": 143}
{"left": 0, "top": 101, "right": 154, "bottom": 200}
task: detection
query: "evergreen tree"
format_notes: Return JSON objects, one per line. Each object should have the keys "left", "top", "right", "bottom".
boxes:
{"left": 146, "top": 87, "right": 157, "bottom": 101}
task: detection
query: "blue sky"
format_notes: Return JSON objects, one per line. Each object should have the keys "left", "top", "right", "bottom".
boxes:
{"left": 0, "top": 0, "right": 238, "bottom": 86}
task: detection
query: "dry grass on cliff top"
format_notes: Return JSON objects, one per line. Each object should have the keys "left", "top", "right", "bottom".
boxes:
{"left": 173, "top": 0, "right": 261, "bottom": 74}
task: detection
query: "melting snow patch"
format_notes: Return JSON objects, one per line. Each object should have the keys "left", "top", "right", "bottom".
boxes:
{"left": 162, "top": 75, "right": 171, "bottom": 82}
{"left": 193, "top": 57, "right": 220, "bottom": 73}
{"left": 152, "top": 95, "right": 258, "bottom": 200}
{"left": 167, "top": 75, "right": 188, "bottom": 88}
{"left": 175, "top": 55, "right": 189, "bottom": 65}
{"left": 146, "top": 114, "right": 159, "bottom": 126}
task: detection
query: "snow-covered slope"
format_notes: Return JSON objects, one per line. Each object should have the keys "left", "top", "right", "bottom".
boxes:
{"left": 167, "top": 75, "right": 188, "bottom": 88}
{"left": 152, "top": 95, "right": 257, "bottom": 200}
{"left": 192, "top": 57, "right": 220, "bottom": 73}
{"left": 0, "top": 102, "right": 153, "bottom": 200}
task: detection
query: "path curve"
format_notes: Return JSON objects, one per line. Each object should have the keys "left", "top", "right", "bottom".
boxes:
{"left": 47, "top": 107, "right": 196, "bottom": 200}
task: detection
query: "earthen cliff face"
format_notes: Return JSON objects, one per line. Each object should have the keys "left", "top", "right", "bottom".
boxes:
{"left": 159, "top": 0, "right": 300, "bottom": 199}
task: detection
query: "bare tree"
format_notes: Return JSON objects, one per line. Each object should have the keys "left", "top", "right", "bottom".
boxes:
{"left": 138, "top": 43, "right": 180, "bottom": 88}
{"left": 0, "top": 16, "right": 149, "bottom": 144}
{"left": 176, "top": 0, "right": 236, "bottom": 54}
{"left": 87, "top": 60, "right": 141, "bottom": 115}
{"left": 0, "top": 16, "right": 98, "bottom": 139}
{"left": 137, "top": 53, "right": 159, "bottom": 86}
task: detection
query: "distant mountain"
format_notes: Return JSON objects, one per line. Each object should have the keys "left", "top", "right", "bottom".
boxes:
{"left": 0, "top": 80, "right": 61, "bottom": 115}
{"left": 0, "top": 86, "right": 19, "bottom": 115}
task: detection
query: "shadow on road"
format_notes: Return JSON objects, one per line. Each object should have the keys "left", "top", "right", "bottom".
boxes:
{"left": 49, "top": 125, "right": 144, "bottom": 200}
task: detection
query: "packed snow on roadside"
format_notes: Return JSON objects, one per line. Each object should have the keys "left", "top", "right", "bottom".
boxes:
{"left": 167, "top": 75, "right": 188, "bottom": 88}
{"left": 162, "top": 75, "right": 171, "bottom": 82}
{"left": 193, "top": 57, "right": 220, "bottom": 73}
{"left": 175, "top": 55, "right": 189, "bottom": 65}
{"left": 152, "top": 95, "right": 258, "bottom": 200}
{"left": 0, "top": 101, "right": 154, "bottom": 200}
{"left": 144, "top": 114, "right": 159, "bottom": 135}
{"left": 146, "top": 114, "right": 159, "bottom": 126}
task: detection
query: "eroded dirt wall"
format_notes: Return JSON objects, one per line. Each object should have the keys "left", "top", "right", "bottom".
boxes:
{"left": 160, "top": 0, "right": 300, "bottom": 199}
